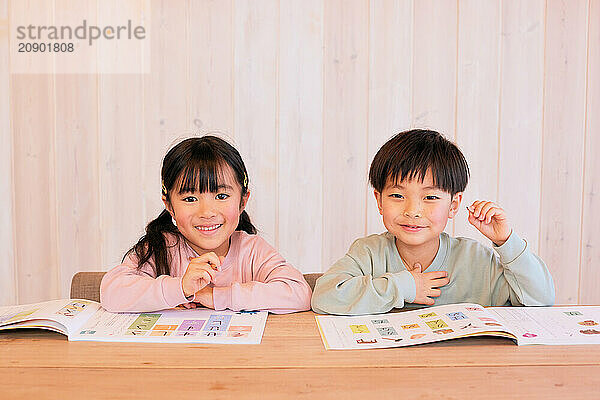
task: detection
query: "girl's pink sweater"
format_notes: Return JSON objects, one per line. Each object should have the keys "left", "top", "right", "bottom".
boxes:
{"left": 100, "top": 231, "right": 312, "bottom": 314}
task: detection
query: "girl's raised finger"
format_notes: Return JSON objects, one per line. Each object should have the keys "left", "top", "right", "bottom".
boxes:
{"left": 189, "top": 252, "right": 222, "bottom": 271}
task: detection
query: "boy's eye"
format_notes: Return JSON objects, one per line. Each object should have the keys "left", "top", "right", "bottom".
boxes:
{"left": 390, "top": 194, "right": 404, "bottom": 199}
{"left": 425, "top": 195, "right": 440, "bottom": 200}
{"left": 215, "top": 193, "right": 229, "bottom": 200}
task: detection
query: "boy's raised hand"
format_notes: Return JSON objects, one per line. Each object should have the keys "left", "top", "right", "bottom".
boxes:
{"left": 467, "top": 200, "right": 512, "bottom": 246}
{"left": 408, "top": 263, "right": 450, "bottom": 306}
{"left": 181, "top": 252, "right": 225, "bottom": 298}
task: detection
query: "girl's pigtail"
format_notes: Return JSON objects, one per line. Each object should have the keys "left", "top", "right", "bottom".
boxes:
{"left": 236, "top": 210, "right": 257, "bottom": 235}
{"left": 127, "top": 209, "right": 179, "bottom": 276}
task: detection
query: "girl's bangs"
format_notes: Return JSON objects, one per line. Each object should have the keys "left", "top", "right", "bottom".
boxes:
{"left": 176, "top": 158, "right": 228, "bottom": 194}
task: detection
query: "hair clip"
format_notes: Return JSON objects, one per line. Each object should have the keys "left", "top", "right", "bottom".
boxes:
{"left": 161, "top": 183, "right": 168, "bottom": 196}
{"left": 243, "top": 172, "right": 248, "bottom": 188}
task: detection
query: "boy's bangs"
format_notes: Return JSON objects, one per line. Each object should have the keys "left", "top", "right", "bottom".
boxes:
{"left": 176, "top": 158, "right": 228, "bottom": 194}
{"left": 388, "top": 156, "right": 438, "bottom": 187}
{"left": 388, "top": 152, "right": 454, "bottom": 192}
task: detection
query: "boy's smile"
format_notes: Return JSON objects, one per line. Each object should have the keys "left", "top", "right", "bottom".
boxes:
{"left": 374, "top": 170, "right": 462, "bottom": 267}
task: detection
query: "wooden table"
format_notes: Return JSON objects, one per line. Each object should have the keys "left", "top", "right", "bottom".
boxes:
{"left": 1, "top": 311, "right": 599, "bottom": 399}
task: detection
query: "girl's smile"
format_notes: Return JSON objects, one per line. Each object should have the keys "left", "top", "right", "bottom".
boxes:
{"left": 195, "top": 223, "right": 223, "bottom": 233}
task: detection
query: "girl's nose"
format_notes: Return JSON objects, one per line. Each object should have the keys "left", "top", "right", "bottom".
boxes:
{"left": 197, "top": 200, "right": 217, "bottom": 218}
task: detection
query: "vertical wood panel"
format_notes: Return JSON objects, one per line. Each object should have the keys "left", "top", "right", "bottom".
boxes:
{"left": 54, "top": 0, "right": 101, "bottom": 296}
{"left": 97, "top": 0, "right": 147, "bottom": 270}
{"left": 10, "top": 0, "right": 59, "bottom": 303}
{"left": 278, "top": 0, "right": 323, "bottom": 273}
{"left": 189, "top": 0, "right": 233, "bottom": 135}
{"left": 580, "top": 0, "right": 600, "bottom": 304}
{"left": 367, "top": 0, "right": 413, "bottom": 236}
{"left": 454, "top": 0, "right": 500, "bottom": 243}
{"left": 322, "top": 0, "right": 369, "bottom": 269}
{"left": 540, "top": 0, "right": 588, "bottom": 304}
{"left": 412, "top": 0, "right": 457, "bottom": 133}
{"left": 0, "top": 0, "right": 16, "bottom": 304}
{"left": 234, "top": 0, "right": 279, "bottom": 245}
{"left": 2, "top": 0, "right": 599, "bottom": 305}
{"left": 412, "top": 0, "right": 457, "bottom": 235}
{"left": 498, "top": 0, "right": 545, "bottom": 253}
{"left": 143, "top": 0, "right": 189, "bottom": 224}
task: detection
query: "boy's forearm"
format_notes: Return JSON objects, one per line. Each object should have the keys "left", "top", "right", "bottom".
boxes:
{"left": 494, "top": 232, "right": 556, "bottom": 306}
{"left": 311, "top": 271, "right": 416, "bottom": 315}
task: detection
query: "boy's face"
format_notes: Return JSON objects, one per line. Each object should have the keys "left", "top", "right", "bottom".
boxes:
{"left": 374, "top": 170, "right": 462, "bottom": 249}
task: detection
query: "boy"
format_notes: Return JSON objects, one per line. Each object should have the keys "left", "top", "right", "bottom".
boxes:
{"left": 312, "top": 129, "right": 555, "bottom": 315}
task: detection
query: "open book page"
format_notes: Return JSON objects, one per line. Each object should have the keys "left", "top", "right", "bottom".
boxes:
{"left": 69, "top": 307, "right": 268, "bottom": 344}
{"left": 315, "top": 303, "right": 516, "bottom": 350}
{"left": 0, "top": 299, "right": 101, "bottom": 336}
{"left": 488, "top": 306, "right": 600, "bottom": 345}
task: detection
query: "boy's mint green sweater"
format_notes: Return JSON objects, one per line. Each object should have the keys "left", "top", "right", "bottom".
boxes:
{"left": 311, "top": 231, "right": 555, "bottom": 315}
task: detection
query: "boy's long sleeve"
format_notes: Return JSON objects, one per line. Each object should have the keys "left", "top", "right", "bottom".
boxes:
{"left": 489, "top": 231, "right": 555, "bottom": 306}
{"left": 312, "top": 238, "right": 416, "bottom": 315}
{"left": 311, "top": 231, "right": 555, "bottom": 316}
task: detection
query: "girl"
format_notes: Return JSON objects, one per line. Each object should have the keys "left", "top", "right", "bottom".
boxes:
{"left": 100, "top": 136, "right": 312, "bottom": 313}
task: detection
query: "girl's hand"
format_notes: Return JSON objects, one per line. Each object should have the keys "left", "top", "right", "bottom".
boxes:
{"left": 408, "top": 263, "right": 450, "bottom": 306}
{"left": 181, "top": 252, "right": 225, "bottom": 298}
{"left": 467, "top": 200, "right": 512, "bottom": 246}
{"left": 179, "top": 302, "right": 198, "bottom": 309}
{"left": 193, "top": 286, "right": 215, "bottom": 309}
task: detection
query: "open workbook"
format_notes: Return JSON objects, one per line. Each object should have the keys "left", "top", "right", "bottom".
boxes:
{"left": 315, "top": 303, "right": 600, "bottom": 350}
{"left": 0, "top": 299, "right": 267, "bottom": 344}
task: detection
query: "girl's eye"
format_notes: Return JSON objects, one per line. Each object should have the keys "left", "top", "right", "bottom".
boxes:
{"left": 183, "top": 196, "right": 197, "bottom": 202}
{"left": 215, "top": 193, "right": 229, "bottom": 200}
{"left": 425, "top": 195, "right": 440, "bottom": 200}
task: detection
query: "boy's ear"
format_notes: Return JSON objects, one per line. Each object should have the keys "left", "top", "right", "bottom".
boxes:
{"left": 448, "top": 192, "right": 463, "bottom": 219}
{"left": 374, "top": 190, "right": 383, "bottom": 215}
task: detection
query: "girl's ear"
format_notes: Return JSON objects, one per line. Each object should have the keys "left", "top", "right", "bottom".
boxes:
{"left": 240, "top": 191, "right": 250, "bottom": 212}
{"left": 162, "top": 195, "right": 173, "bottom": 216}
{"left": 374, "top": 190, "right": 383, "bottom": 215}
{"left": 448, "top": 192, "right": 463, "bottom": 219}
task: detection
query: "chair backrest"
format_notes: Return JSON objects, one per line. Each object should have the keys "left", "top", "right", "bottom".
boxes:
{"left": 70, "top": 272, "right": 106, "bottom": 302}
{"left": 70, "top": 271, "right": 323, "bottom": 302}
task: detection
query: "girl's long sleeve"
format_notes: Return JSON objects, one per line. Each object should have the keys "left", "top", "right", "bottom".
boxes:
{"left": 212, "top": 236, "right": 312, "bottom": 314}
{"left": 100, "top": 231, "right": 311, "bottom": 314}
{"left": 100, "top": 253, "right": 189, "bottom": 312}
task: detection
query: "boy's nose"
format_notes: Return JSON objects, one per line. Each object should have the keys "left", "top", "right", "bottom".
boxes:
{"left": 403, "top": 202, "right": 422, "bottom": 218}
{"left": 404, "top": 210, "right": 422, "bottom": 218}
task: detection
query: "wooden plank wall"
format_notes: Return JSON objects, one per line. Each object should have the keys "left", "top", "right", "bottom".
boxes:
{"left": 1, "top": 0, "right": 598, "bottom": 306}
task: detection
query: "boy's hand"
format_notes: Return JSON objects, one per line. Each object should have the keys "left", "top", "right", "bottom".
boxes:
{"left": 467, "top": 200, "right": 512, "bottom": 246}
{"left": 408, "top": 263, "right": 450, "bottom": 306}
{"left": 181, "top": 253, "right": 225, "bottom": 298}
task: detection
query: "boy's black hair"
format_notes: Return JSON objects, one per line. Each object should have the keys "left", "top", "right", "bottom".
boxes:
{"left": 369, "top": 129, "right": 469, "bottom": 196}
{"left": 126, "top": 135, "right": 256, "bottom": 276}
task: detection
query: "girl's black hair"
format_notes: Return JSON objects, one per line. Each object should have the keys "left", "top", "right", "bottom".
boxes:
{"left": 369, "top": 129, "right": 470, "bottom": 196}
{"left": 126, "top": 135, "right": 257, "bottom": 276}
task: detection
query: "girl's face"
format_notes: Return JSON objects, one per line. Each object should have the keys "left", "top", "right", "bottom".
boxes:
{"left": 163, "top": 165, "right": 249, "bottom": 257}
{"left": 374, "top": 169, "right": 462, "bottom": 252}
